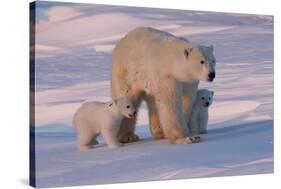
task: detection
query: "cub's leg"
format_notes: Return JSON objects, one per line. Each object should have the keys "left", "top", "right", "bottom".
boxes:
{"left": 102, "top": 125, "right": 123, "bottom": 148}
{"left": 198, "top": 113, "right": 208, "bottom": 134}
{"left": 76, "top": 128, "right": 95, "bottom": 151}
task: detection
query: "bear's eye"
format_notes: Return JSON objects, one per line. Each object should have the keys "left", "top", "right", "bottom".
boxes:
{"left": 201, "top": 97, "right": 205, "bottom": 100}
{"left": 200, "top": 60, "right": 205, "bottom": 64}
{"left": 212, "top": 60, "right": 215, "bottom": 63}
{"left": 126, "top": 105, "right": 130, "bottom": 109}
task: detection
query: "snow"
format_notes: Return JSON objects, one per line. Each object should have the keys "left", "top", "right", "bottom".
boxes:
{"left": 93, "top": 45, "right": 115, "bottom": 52}
{"left": 32, "top": 2, "right": 273, "bottom": 188}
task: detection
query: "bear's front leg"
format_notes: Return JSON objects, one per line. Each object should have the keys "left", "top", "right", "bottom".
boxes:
{"left": 182, "top": 95, "right": 194, "bottom": 136}
{"left": 182, "top": 81, "right": 199, "bottom": 136}
{"left": 155, "top": 89, "right": 200, "bottom": 144}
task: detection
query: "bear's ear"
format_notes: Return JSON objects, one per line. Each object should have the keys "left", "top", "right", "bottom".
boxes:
{"left": 209, "top": 45, "right": 214, "bottom": 52}
{"left": 211, "top": 91, "right": 214, "bottom": 96}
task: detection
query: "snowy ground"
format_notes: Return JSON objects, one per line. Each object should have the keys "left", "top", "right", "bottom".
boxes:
{"left": 32, "top": 2, "right": 273, "bottom": 188}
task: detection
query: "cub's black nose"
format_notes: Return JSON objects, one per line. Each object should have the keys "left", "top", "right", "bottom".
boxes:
{"left": 133, "top": 111, "right": 137, "bottom": 116}
{"left": 208, "top": 72, "right": 216, "bottom": 81}
{"left": 206, "top": 102, "right": 210, "bottom": 107}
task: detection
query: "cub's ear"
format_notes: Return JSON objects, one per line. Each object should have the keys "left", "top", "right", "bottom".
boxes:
{"left": 211, "top": 91, "right": 214, "bottom": 96}
{"left": 184, "top": 48, "right": 193, "bottom": 58}
{"left": 209, "top": 45, "right": 214, "bottom": 52}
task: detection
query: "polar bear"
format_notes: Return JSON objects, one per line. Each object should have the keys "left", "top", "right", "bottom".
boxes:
{"left": 151, "top": 45, "right": 216, "bottom": 139}
{"left": 73, "top": 97, "right": 136, "bottom": 151}
{"left": 182, "top": 45, "right": 216, "bottom": 131}
{"left": 111, "top": 27, "right": 216, "bottom": 144}
{"left": 189, "top": 89, "right": 214, "bottom": 134}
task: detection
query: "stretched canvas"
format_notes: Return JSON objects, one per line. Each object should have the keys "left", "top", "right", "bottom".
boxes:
{"left": 30, "top": 1, "right": 274, "bottom": 188}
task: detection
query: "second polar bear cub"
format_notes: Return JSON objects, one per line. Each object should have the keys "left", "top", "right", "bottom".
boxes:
{"left": 189, "top": 89, "right": 214, "bottom": 134}
{"left": 74, "top": 97, "right": 136, "bottom": 151}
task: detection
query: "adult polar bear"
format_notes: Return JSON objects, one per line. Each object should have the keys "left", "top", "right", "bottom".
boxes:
{"left": 111, "top": 27, "right": 216, "bottom": 144}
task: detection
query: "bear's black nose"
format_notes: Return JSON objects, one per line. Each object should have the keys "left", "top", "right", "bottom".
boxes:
{"left": 133, "top": 111, "right": 137, "bottom": 116}
{"left": 206, "top": 102, "right": 210, "bottom": 107}
{"left": 208, "top": 72, "right": 216, "bottom": 81}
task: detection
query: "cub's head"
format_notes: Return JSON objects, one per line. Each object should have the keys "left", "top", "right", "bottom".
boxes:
{"left": 196, "top": 89, "right": 214, "bottom": 108}
{"left": 112, "top": 96, "right": 136, "bottom": 118}
{"left": 174, "top": 43, "right": 216, "bottom": 82}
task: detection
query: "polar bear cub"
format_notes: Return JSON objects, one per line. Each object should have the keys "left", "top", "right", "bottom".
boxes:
{"left": 189, "top": 89, "right": 214, "bottom": 134}
{"left": 74, "top": 97, "right": 136, "bottom": 151}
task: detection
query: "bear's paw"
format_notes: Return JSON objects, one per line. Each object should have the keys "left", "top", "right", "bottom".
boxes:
{"left": 119, "top": 134, "right": 140, "bottom": 143}
{"left": 173, "top": 136, "right": 201, "bottom": 144}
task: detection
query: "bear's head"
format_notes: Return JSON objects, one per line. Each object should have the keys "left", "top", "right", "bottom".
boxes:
{"left": 196, "top": 89, "right": 214, "bottom": 108}
{"left": 112, "top": 96, "right": 137, "bottom": 118}
{"left": 173, "top": 44, "right": 216, "bottom": 82}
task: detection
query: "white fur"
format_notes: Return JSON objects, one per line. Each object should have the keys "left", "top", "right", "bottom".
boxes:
{"left": 111, "top": 27, "right": 216, "bottom": 144}
{"left": 73, "top": 97, "right": 136, "bottom": 150}
{"left": 182, "top": 45, "right": 216, "bottom": 133}
{"left": 189, "top": 89, "right": 214, "bottom": 134}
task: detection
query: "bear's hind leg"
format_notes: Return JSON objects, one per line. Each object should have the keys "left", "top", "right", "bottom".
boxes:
{"left": 118, "top": 117, "right": 140, "bottom": 143}
{"left": 117, "top": 94, "right": 143, "bottom": 143}
{"left": 144, "top": 95, "right": 165, "bottom": 139}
